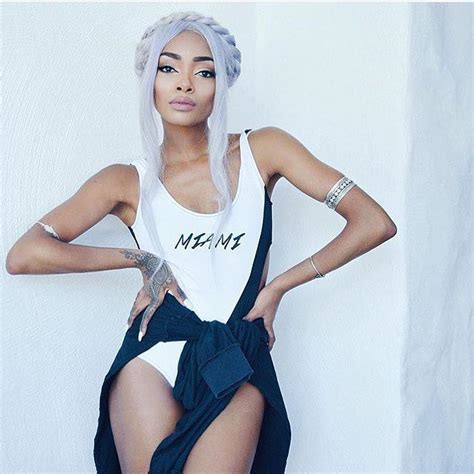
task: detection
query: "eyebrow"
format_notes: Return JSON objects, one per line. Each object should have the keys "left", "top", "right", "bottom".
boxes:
{"left": 160, "top": 52, "right": 214, "bottom": 63}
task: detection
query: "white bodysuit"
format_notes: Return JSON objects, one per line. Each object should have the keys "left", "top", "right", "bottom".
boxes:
{"left": 127, "top": 129, "right": 268, "bottom": 386}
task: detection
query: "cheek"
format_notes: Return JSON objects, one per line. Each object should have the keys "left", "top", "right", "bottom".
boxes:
{"left": 154, "top": 75, "right": 173, "bottom": 99}
{"left": 154, "top": 78, "right": 164, "bottom": 99}
{"left": 203, "top": 83, "right": 216, "bottom": 103}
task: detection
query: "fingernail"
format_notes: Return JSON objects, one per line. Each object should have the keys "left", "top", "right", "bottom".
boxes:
{"left": 138, "top": 331, "right": 143, "bottom": 342}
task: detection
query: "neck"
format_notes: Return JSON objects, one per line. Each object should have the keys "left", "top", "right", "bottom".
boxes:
{"left": 161, "top": 122, "right": 209, "bottom": 165}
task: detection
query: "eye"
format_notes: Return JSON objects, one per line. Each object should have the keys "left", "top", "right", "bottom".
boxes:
{"left": 158, "top": 65, "right": 175, "bottom": 73}
{"left": 198, "top": 70, "right": 216, "bottom": 78}
{"left": 158, "top": 65, "right": 215, "bottom": 78}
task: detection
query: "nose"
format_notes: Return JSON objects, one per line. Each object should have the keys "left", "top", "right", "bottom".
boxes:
{"left": 177, "top": 83, "right": 193, "bottom": 93}
{"left": 176, "top": 76, "right": 194, "bottom": 93}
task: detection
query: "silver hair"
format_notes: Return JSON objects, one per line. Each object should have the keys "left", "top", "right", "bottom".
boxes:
{"left": 134, "top": 11, "right": 242, "bottom": 284}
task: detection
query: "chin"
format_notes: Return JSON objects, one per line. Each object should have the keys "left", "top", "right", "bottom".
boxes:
{"left": 164, "top": 116, "right": 203, "bottom": 127}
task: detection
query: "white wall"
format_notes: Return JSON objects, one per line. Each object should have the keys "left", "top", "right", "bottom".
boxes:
{"left": 401, "top": 4, "right": 473, "bottom": 473}
{"left": 1, "top": 3, "right": 471, "bottom": 472}
{"left": 253, "top": 3, "right": 408, "bottom": 472}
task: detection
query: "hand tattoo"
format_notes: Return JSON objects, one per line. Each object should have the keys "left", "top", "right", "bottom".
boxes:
{"left": 122, "top": 249, "right": 188, "bottom": 340}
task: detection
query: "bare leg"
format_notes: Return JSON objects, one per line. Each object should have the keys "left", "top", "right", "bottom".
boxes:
{"left": 183, "top": 382, "right": 266, "bottom": 473}
{"left": 108, "top": 356, "right": 185, "bottom": 473}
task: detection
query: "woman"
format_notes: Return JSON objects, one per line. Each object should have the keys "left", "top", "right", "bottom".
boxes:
{"left": 6, "top": 11, "right": 397, "bottom": 474}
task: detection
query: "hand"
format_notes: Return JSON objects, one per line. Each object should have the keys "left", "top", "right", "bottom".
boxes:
{"left": 127, "top": 251, "right": 188, "bottom": 341}
{"left": 242, "top": 284, "right": 284, "bottom": 351}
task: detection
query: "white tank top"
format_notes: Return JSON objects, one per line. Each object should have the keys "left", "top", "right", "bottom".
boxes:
{"left": 128, "top": 129, "right": 266, "bottom": 323}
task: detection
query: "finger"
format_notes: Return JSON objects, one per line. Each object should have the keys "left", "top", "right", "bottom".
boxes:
{"left": 267, "top": 334, "right": 275, "bottom": 351}
{"left": 264, "top": 325, "right": 276, "bottom": 349}
{"left": 128, "top": 287, "right": 148, "bottom": 314}
{"left": 127, "top": 294, "right": 148, "bottom": 329}
{"left": 242, "top": 307, "right": 260, "bottom": 321}
{"left": 138, "top": 306, "right": 155, "bottom": 342}
{"left": 168, "top": 283, "right": 195, "bottom": 311}
{"left": 172, "top": 283, "right": 188, "bottom": 305}
{"left": 138, "top": 289, "right": 166, "bottom": 341}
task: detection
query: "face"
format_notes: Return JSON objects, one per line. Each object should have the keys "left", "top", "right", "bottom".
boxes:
{"left": 154, "top": 30, "right": 216, "bottom": 126}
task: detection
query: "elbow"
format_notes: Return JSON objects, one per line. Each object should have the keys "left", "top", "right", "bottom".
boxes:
{"left": 382, "top": 219, "right": 398, "bottom": 239}
{"left": 352, "top": 215, "right": 397, "bottom": 241}
{"left": 369, "top": 211, "right": 397, "bottom": 241}
{"left": 5, "top": 246, "right": 33, "bottom": 275}
{"left": 373, "top": 222, "right": 397, "bottom": 246}
{"left": 5, "top": 253, "right": 22, "bottom": 275}
{"left": 363, "top": 216, "right": 397, "bottom": 244}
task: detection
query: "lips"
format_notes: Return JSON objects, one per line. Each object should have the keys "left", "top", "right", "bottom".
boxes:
{"left": 169, "top": 101, "right": 196, "bottom": 111}
{"left": 170, "top": 97, "right": 196, "bottom": 106}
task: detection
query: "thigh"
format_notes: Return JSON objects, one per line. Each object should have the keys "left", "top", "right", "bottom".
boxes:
{"left": 183, "top": 382, "right": 266, "bottom": 474}
{"left": 108, "top": 356, "right": 185, "bottom": 473}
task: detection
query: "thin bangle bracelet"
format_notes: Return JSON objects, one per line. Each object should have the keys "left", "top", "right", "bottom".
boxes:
{"left": 309, "top": 255, "right": 325, "bottom": 278}
{"left": 34, "top": 221, "right": 62, "bottom": 241}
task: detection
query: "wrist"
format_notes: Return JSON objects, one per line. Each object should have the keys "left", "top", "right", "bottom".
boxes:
{"left": 136, "top": 251, "right": 162, "bottom": 277}
{"left": 120, "top": 249, "right": 158, "bottom": 274}
{"left": 267, "top": 277, "right": 289, "bottom": 298}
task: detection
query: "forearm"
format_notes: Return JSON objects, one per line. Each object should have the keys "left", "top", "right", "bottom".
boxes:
{"left": 9, "top": 238, "right": 150, "bottom": 275}
{"left": 267, "top": 221, "right": 395, "bottom": 296}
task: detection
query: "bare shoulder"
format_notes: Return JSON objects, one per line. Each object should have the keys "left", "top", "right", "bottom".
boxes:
{"left": 99, "top": 163, "right": 137, "bottom": 204}
{"left": 80, "top": 163, "right": 137, "bottom": 219}
{"left": 244, "top": 126, "right": 292, "bottom": 184}
{"left": 246, "top": 126, "right": 349, "bottom": 204}
{"left": 106, "top": 163, "right": 140, "bottom": 226}
{"left": 72, "top": 162, "right": 140, "bottom": 228}
{"left": 248, "top": 126, "right": 299, "bottom": 182}
{"left": 246, "top": 125, "right": 337, "bottom": 181}
{"left": 77, "top": 163, "right": 140, "bottom": 227}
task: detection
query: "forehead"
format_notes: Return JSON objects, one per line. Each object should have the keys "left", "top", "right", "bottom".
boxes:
{"left": 163, "top": 30, "right": 212, "bottom": 58}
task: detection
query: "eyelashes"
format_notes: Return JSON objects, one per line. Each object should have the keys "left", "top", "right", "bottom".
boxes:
{"left": 157, "top": 65, "right": 216, "bottom": 78}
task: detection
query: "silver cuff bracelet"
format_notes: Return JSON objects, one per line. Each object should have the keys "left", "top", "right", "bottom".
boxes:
{"left": 324, "top": 176, "right": 356, "bottom": 210}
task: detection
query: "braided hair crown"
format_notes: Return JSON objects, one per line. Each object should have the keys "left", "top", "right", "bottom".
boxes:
{"left": 135, "top": 11, "right": 241, "bottom": 87}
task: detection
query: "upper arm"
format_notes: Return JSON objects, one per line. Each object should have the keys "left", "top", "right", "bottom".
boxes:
{"left": 255, "top": 126, "right": 348, "bottom": 203}
{"left": 18, "top": 164, "right": 129, "bottom": 247}
{"left": 253, "top": 126, "right": 396, "bottom": 230}
{"left": 36, "top": 164, "right": 131, "bottom": 243}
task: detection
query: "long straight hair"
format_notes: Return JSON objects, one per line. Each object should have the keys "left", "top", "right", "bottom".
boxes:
{"left": 136, "top": 18, "right": 240, "bottom": 285}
